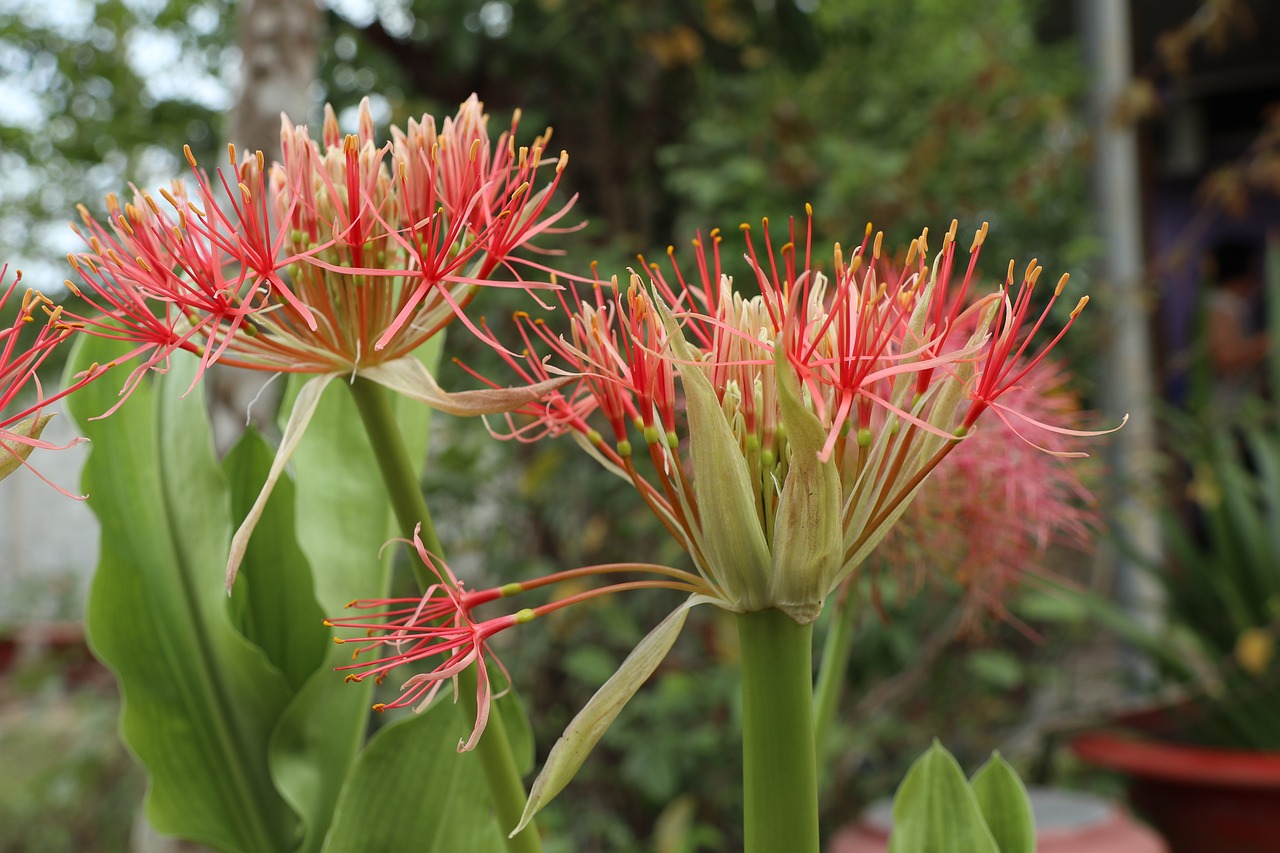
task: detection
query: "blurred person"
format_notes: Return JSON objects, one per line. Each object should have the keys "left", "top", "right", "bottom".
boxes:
{"left": 1206, "top": 238, "right": 1269, "bottom": 417}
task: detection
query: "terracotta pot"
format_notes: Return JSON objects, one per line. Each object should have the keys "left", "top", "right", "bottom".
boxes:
{"left": 1072, "top": 725, "right": 1280, "bottom": 853}
{"left": 830, "top": 787, "right": 1166, "bottom": 853}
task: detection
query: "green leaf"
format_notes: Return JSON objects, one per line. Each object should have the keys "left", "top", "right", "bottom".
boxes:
{"left": 320, "top": 702, "right": 504, "bottom": 853}
{"left": 970, "top": 752, "right": 1036, "bottom": 853}
{"left": 0, "top": 412, "right": 54, "bottom": 481}
{"left": 268, "top": 342, "right": 438, "bottom": 853}
{"left": 516, "top": 596, "right": 707, "bottom": 835}
{"left": 656, "top": 298, "right": 772, "bottom": 610}
{"left": 224, "top": 429, "right": 328, "bottom": 692}
{"left": 772, "top": 342, "right": 843, "bottom": 622}
{"left": 887, "top": 741, "right": 998, "bottom": 853}
{"left": 67, "top": 336, "right": 299, "bottom": 853}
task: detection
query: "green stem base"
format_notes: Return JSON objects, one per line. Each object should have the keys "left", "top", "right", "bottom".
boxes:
{"left": 737, "top": 608, "right": 820, "bottom": 853}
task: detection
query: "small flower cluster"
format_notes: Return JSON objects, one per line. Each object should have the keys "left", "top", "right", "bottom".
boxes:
{"left": 62, "top": 95, "right": 574, "bottom": 398}
{"left": 0, "top": 266, "right": 109, "bottom": 491}
{"left": 481, "top": 211, "right": 1109, "bottom": 622}
{"left": 326, "top": 527, "right": 707, "bottom": 749}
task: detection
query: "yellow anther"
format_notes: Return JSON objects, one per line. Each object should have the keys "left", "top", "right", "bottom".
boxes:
{"left": 1070, "top": 295, "right": 1089, "bottom": 318}
{"left": 184, "top": 144, "right": 197, "bottom": 168}
{"left": 1055, "top": 273, "right": 1070, "bottom": 295}
{"left": 226, "top": 142, "right": 237, "bottom": 166}
{"left": 873, "top": 231, "right": 883, "bottom": 260}
{"left": 1006, "top": 259, "right": 1015, "bottom": 283}
{"left": 970, "top": 221, "right": 989, "bottom": 253}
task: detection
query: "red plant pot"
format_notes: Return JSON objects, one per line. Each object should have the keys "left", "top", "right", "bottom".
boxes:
{"left": 1072, "top": 724, "right": 1280, "bottom": 853}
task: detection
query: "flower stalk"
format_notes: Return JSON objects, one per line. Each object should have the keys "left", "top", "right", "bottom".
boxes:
{"left": 343, "top": 374, "right": 543, "bottom": 853}
{"left": 737, "top": 608, "right": 820, "bottom": 853}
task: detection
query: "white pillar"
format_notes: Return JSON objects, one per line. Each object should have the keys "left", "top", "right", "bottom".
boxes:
{"left": 1080, "top": 0, "right": 1164, "bottom": 634}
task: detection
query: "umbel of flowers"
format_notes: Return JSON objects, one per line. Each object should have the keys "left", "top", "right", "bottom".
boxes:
{"left": 331, "top": 210, "right": 1115, "bottom": 845}
{"left": 61, "top": 95, "right": 576, "bottom": 585}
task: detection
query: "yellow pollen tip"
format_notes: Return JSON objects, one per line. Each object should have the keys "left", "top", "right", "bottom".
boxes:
{"left": 226, "top": 142, "right": 237, "bottom": 166}
{"left": 740, "top": 223, "right": 751, "bottom": 232}
{"left": 322, "top": 620, "right": 333, "bottom": 627}
{"left": 710, "top": 227, "right": 721, "bottom": 238}
{"left": 971, "top": 222, "right": 989, "bottom": 252}
{"left": 1056, "top": 273, "right": 1070, "bottom": 295}
{"left": 762, "top": 216, "right": 770, "bottom": 228}
{"left": 919, "top": 227, "right": 929, "bottom": 256}
{"left": 557, "top": 150, "right": 568, "bottom": 172}
{"left": 864, "top": 221, "right": 873, "bottom": 238}
{"left": 1006, "top": 259, "right": 1015, "bottom": 283}
{"left": 372, "top": 704, "right": 386, "bottom": 712}
{"left": 183, "top": 145, "right": 197, "bottom": 167}
{"left": 1023, "top": 258, "right": 1039, "bottom": 282}
{"left": 873, "top": 231, "right": 883, "bottom": 260}
{"left": 805, "top": 202, "right": 813, "bottom": 216}
{"left": 333, "top": 637, "right": 344, "bottom": 644}
{"left": 904, "top": 238, "right": 918, "bottom": 268}
{"left": 1071, "top": 295, "right": 1089, "bottom": 317}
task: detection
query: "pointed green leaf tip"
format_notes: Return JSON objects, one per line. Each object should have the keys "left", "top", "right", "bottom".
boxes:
{"left": 971, "top": 752, "right": 1036, "bottom": 853}
{"left": 0, "top": 413, "right": 55, "bottom": 481}
{"left": 655, "top": 298, "right": 772, "bottom": 611}
{"left": 887, "top": 741, "right": 998, "bottom": 853}
{"left": 771, "top": 340, "right": 842, "bottom": 623}
{"left": 513, "top": 596, "right": 708, "bottom": 836}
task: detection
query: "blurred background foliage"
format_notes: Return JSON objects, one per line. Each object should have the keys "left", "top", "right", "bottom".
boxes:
{"left": 0, "top": 0, "right": 1106, "bottom": 850}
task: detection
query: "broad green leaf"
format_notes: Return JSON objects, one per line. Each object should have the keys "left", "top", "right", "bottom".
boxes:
{"left": 224, "top": 429, "right": 328, "bottom": 693}
{"left": 68, "top": 337, "right": 299, "bottom": 853}
{"left": 970, "top": 752, "right": 1036, "bottom": 853}
{"left": 496, "top": 689, "right": 535, "bottom": 776}
{"left": 268, "top": 341, "right": 439, "bottom": 853}
{"left": 516, "top": 596, "right": 709, "bottom": 835}
{"left": 888, "top": 741, "right": 998, "bottom": 853}
{"left": 321, "top": 700, "right": 504, "bottom": 853}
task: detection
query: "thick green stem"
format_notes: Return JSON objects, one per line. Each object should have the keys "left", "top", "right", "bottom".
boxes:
{"left": 346, "top": 376, "right": 542, "bottom": 853}
{"left": 736, "top": 608, "right": 821, "bottom": 853}
{"left": 812, "top": 591, "right": 857, "bottom": 779}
